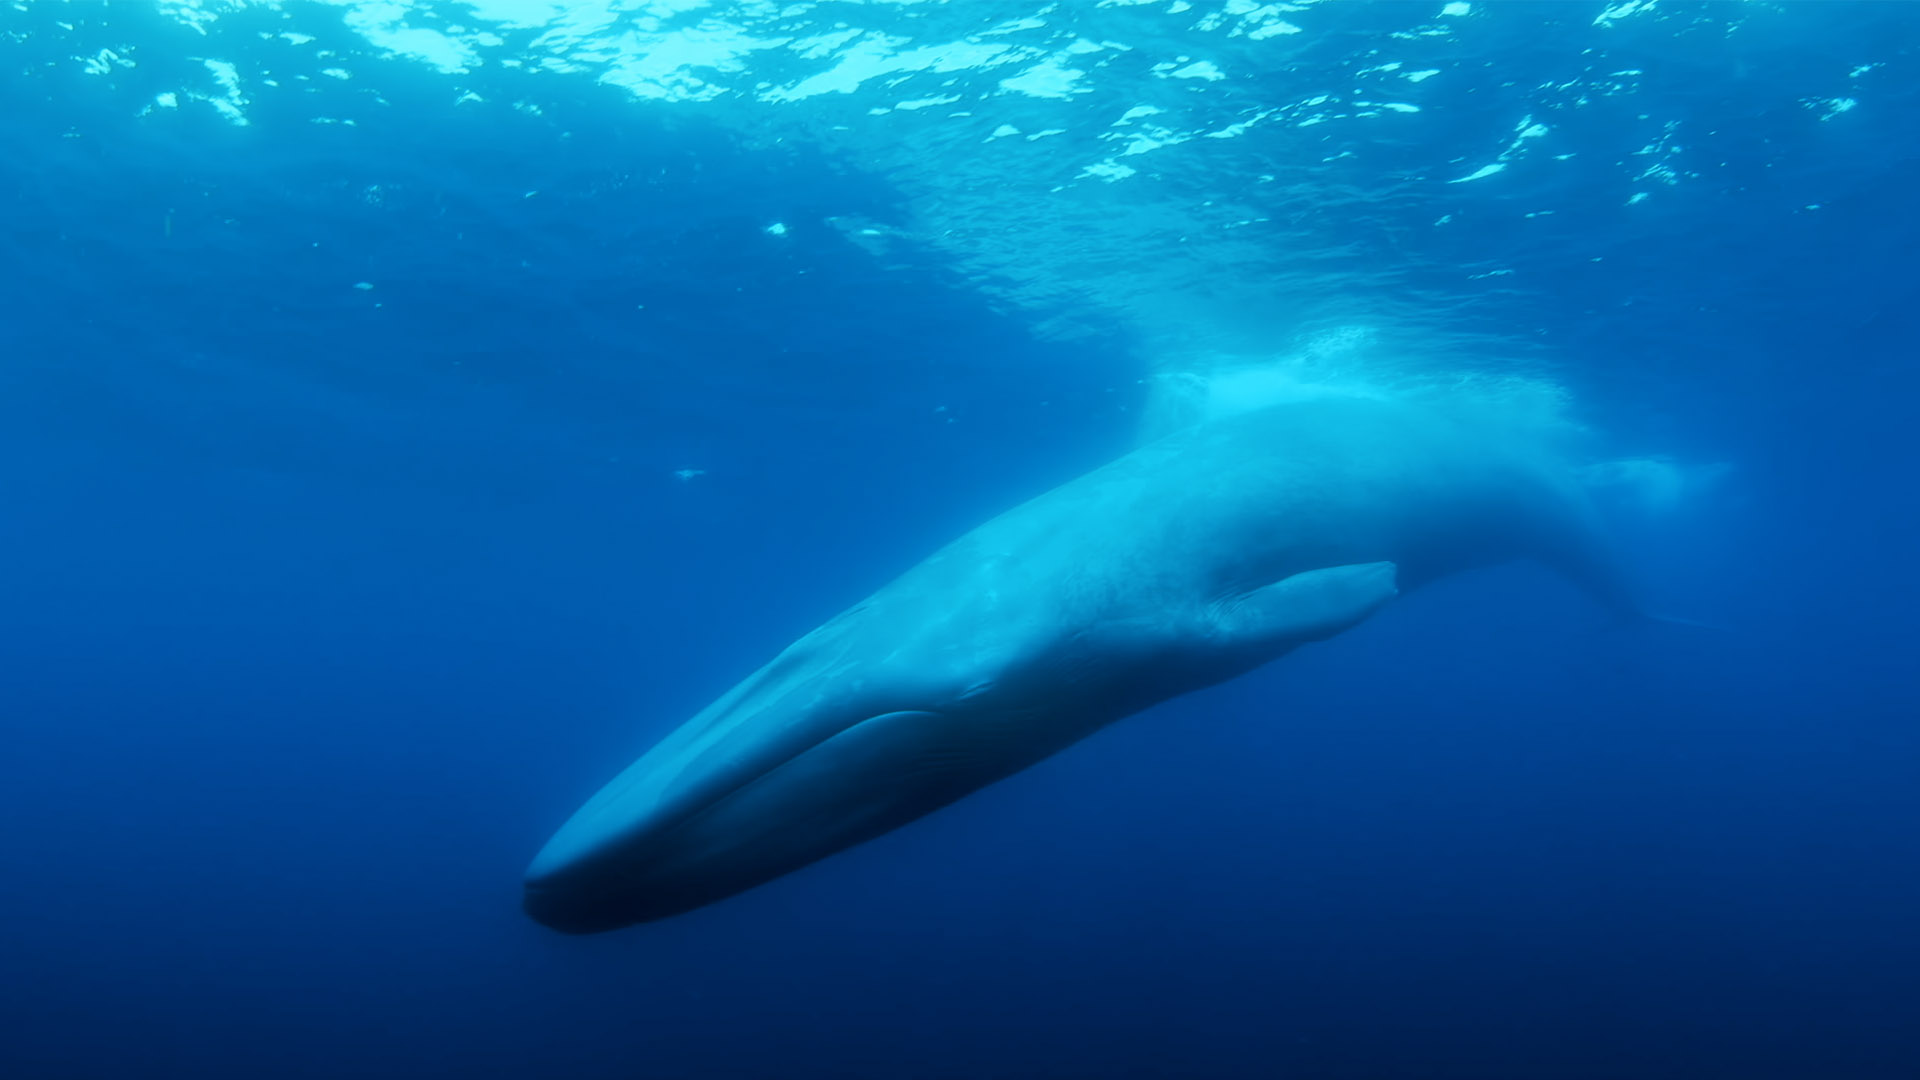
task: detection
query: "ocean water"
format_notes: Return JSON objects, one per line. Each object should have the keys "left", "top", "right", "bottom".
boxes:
{"left": 3, "top": 2, "right": 1917, "bottom": 1077}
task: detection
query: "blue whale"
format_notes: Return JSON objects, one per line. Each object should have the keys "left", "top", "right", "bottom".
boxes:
{"left": 523, "top": 396, "right": 1634, "bottom": 932}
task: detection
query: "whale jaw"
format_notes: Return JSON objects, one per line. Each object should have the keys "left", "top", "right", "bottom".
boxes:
{"left": 523, "top": 706, "right": 1065, "bottom": 932}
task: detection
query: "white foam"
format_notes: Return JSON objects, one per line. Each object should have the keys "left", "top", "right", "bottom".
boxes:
{"left": 1138, "top": 326, "right": 1579, "bottom": 447}
{"left": 1449, "top": 163, "right": 1505, "bottom": 183}
{"left": 1000, "top": 56, "right": 1086, "bottom": 99}
{"left": 1166, "top": 61, "right": 1224, "bottom": 81}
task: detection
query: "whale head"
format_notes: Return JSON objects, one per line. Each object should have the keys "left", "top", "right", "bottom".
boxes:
{"left": 520, "top": 614, "right": 1081, "bottom": 932}
{"left": 522, "top": 701, "right": 980, "bottom": 932}
{"left": 523, "top": 685, "right": 1101, "bottom": 932}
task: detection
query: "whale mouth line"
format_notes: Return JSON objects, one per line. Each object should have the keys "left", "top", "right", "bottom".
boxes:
{"left": 650, "top": 706, "right": 946, "bottom": 840}
{"left": 536, "top": 706, "right": 939, "bottom": 882}
{"left": 524, "top": 708, "right": 953, "bottom": 932}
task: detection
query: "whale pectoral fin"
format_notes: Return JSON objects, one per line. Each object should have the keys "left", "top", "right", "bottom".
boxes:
{"left": 1214, "top": 561, "right": 1400, "bottom": 649}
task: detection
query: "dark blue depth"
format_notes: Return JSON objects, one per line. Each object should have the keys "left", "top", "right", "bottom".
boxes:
{"left": 2, "top": 3, "right": 1917, "bottom": 1078}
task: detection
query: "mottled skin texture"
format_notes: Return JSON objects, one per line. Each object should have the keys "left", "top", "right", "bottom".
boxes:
{"left": 523, "top": 397, "right": 1630, "bottom": 932}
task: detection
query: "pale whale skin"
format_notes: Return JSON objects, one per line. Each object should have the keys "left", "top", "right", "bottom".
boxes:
{"left": 523, "top": 397, "right": 1631, "bottom": 932}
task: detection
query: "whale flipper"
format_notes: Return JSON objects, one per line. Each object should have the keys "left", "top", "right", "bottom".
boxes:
{"left": 1211, "top": 561, "right": 1400, "bottom": 651}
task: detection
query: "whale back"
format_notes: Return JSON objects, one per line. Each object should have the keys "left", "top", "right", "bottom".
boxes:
{"left": 854, "top": 395, "right": 1636, "bottom": 666}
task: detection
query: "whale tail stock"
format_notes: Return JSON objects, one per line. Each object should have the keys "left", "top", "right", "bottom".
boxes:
{"left": 1569, "top": 457, "right": 1731, "bottom": 632}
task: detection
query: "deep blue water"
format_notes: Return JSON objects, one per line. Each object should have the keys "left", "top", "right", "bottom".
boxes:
{"left": 4, "top": 2, "right": 1918, "bottom": 1077}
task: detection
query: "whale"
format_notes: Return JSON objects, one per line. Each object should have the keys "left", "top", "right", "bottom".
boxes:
{"left": 523, "top": 394, "right": 1636, "bottom": 932}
